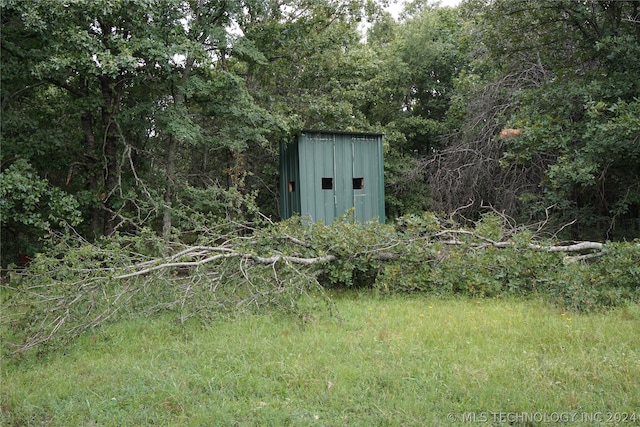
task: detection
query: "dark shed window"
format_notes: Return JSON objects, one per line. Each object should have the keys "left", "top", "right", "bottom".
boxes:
{"left": 322, "top": 178, "right": 333, "bottom": 190}
{"left": 353, "top": 177, "right": 364, "bottom": 190}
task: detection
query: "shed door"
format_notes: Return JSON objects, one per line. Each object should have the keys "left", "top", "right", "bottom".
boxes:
{"left": 313, "top": 137, "right": 338, "bottom": 223}
{"left": 351, "top": 136, "right": 382, "bottom": 222}
{"left": 334, "top": 135, "right": 355, "bottom": 221}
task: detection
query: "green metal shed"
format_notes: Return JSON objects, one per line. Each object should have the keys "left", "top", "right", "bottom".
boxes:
{"left": 280, "top": 130, "right": 385, "bottom": 224}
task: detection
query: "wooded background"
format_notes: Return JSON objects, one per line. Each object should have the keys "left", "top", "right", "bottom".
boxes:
{"left": 2, "top": 0, "right": 639, "bottom": 265}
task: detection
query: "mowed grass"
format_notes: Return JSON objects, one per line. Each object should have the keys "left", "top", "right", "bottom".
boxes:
{"left": 2, "top": 294, "right": 640, "bottom": 426}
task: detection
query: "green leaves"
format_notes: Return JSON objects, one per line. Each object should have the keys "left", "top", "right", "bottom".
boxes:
{"left": 504, "top": 82, "right": 640, "bottom": 237}
{"left": 474, "top": 0, "right": 640, "bottom": 239}
{"left": 0, "top": 159, "right": 82, "bottom": 266}
{"left": 0, "top": 159, "right": 82, "bottom": 231}
{"left": 2, "top": 0, "right": 639, "bottom": 262}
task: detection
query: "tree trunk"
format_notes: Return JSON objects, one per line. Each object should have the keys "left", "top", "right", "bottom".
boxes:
{"left": 80, "top": 111, "right": 103, "bottom": 237}
{"left": 162, "top": 58, "right": 194, "bottom": 241}
{"left": 100, "top": 75, "right": 120, "bottom": 236}
{"left": 163, "top": 135, "right": 177, "bottom": 240}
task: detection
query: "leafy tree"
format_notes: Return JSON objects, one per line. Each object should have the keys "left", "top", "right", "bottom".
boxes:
{"left": 486, "top": 0, "right": 640, "bottom": 239}
{"left": 3, "top": 0, "right": 638, "bottom": 256}
{"left": 227, "top": 0, "right": 382, "bottom": 220}
{"left": 239, "top": 0, "right": 373, "bottom": 130}
{"left": 367, "top": 3, "right": 467, "bottom": 151}
{"left": 364, "top": 2, "right": 471, "bottom": 216}
{"left": 0, "top": 159, "right": 82, "bottom": 266}
{"left": 4, "top": 212, "right": 637, "bottom": 354}
{"left": 1, "top": 0, "right": 284, "bottom": 252}
{"left": 2, "top": 0, "right": 184, "bottom": 236}
{"left": 411, "top": 0, "right": 640, "bottom": 239}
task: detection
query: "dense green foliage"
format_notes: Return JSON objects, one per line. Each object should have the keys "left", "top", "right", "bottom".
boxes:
{"left": 2, "top": 6, "right": 638, "bottom": 424}
{"left": 2, "top": 0, "right": 639, "bottom": 265}
{"left": 482, "top": 0, "right": 640, "bottom": 238}
{"left": 2, "top": 0, "right": 639, "bottom": 359}
{"left": 0, "top": 159, "right": 82, "bottom": 259}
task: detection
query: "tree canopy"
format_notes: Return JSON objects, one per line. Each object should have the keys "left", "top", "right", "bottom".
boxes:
{"left": 2, "top": 0, "right": 639, "bottom": 265}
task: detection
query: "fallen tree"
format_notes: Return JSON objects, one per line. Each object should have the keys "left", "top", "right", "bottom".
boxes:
{"left": 1, "top": 212, "right": 638, "bottom": 355}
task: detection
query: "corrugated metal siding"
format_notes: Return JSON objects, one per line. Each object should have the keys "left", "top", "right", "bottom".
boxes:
{"left": 279, "top": 140, "right": 301, "bottom": 219}
{"left": 334, "top": 133, "right": 354, "bottom": 221}
{"left": 299, "top": 132, "right": 336, "bottom": 223}
{"left": 280, "top": 131, "right": 384, "bottom": 223}
{"left": 352, "top": 135, "right": 385, "bottom": 222}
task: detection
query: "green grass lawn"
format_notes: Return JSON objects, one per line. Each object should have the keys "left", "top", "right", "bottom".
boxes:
{"left": 2, "top": 294, "right": 640, "bottom": 426}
